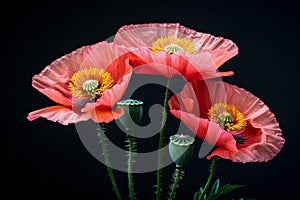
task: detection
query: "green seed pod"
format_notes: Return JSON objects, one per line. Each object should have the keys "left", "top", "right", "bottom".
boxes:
{"left": 117, "top": 99, "right": 143, "bottom": 131}
{"left": 218, "top": 112, "right": 233, "bottom": 128}
{"left": 168, "top": 134, "right": 195, "bottom": 167}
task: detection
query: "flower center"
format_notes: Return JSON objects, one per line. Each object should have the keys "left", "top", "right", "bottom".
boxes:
{"left": 151, "top": 36, "right": 196, "bottom": 54}
{"left": 208, "top": 103, "right": 246, "bottom": 132}
{"left": 68, "top": 68, "right": 114, "bottom": 100}
{"left": 163, "top": 44, "right": 183, "bottom": 54}
{"left": 218, "top": 112, "right": 233, "bottom": 127}
{"left": 82, "top": 79, "right": 99, "bottom": 95}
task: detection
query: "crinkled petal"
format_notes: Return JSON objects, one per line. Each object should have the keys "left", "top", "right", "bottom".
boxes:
{"left": 33, "top": 87, "right": 72, "bottom": 106}
{"left": 207, "top": 127, "right": 264, "bottom": 162}
{"left": 114, "top": 23, "right": 238, "bottom": 67}
{"left": 81, "top": 42, "right": 130, "bottom": 81}
{"left": 169, "top": 79, "right": 227, "bottom": 118}
{"left": 209, "top": 49, "right": 238, "bottom": 69}
{"left": 130, "top": 49, "right": 191, "bottom": 79}
{"left": 207, "top": 135, "right": 284, "bottom": 163}
{"left": 130, "top": 49, "right": 228, "bottom": 80}
{"left": 181, "top": 52, "right": 234, "bottom": 79}
{"left": 115, "top": 23, "right": 187, "bottom": 49}
{"left": 32, "top": 45, "right": 90, "bottom": 105}
{"left": 27, "top": 105, "right": 90, "bottom": 125}
{"left": 88, "top": 108, "right": 124, "bottom": 123}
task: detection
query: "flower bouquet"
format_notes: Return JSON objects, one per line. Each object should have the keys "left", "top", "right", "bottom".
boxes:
{"left": 27, "top": 23, "right": 285, "bottom": 200}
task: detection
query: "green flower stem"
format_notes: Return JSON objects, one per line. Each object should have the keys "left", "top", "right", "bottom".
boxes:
{"left": 156, "top": 78, "right": 171, "bottom": 200}
{"left": 168, "top": 166, "right": 183, "bottom": 200}
{"left": 127, "top": 134, "right": 135, "bottom": 200}
{"left": 98, "top": 124, "right": 122, "bottom": 200}
{"left": 198, "top": 156, "right": 218, "bottom": 200}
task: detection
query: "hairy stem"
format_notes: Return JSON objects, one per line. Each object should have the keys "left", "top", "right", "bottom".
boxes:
{"left": 198, "top": 156, "right": 218, "bottom": 200}
{"left": 156, "top": 78, "right": 171, "bottom": 200}
{"left": 127, "top": 134, "right": 135, "bottom": 200}
{"left": 98, "top": 124, "right": 122, "bottom": 200}
{"left": 168, "top": 166, "right": 183, "bottom": 200}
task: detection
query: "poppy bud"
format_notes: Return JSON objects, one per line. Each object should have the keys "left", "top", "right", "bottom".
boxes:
{"left": 168, "top": 134, "right": 195, "bottom": 167}
{"left": 117, "top": 99, "right": 143, "bottom": 131}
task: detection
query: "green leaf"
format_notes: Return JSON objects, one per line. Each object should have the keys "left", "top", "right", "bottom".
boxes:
{"left": 213, "top": 183, "right": 243, "bottom": 199}
{"left": 197, "top": 187, "right": 207, "bottom": 200}
{"left": 207, "top": 179, "right": 220, "bottom": 200}
{"left": 194, "top": 192, "right": 198, "bottom": 200}
{"left": 199, "top": 187, "right": 204, "bottom": 195}
{"left": 211, "top": 179, "right": 220, "bottom": 196}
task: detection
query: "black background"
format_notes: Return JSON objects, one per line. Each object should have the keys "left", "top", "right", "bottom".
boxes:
{"left": 2, "top": 1, "right": 299, "bottom": 199}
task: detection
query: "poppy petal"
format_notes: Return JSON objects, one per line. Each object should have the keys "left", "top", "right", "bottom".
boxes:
{"left": 32, "top": 45, "right": 90, "bottom": 105}
{"left": 114, "top": 23, "right": 238, "bottom": 67}
{"left": 169, "top": 79, "right": 227, "bottom": 118}
{"left": 115, "top": 23, "right": 187, "bottom": 49}
{"left": 81, "top": 42, "right": 131, "bottom": 82}
{"left": 33, "top": 87, "right": 72, "bottom": 106}
{"left": 209, "top": 49, "right": 238, "bottom": 69}
{"left": 182, "top": 52, "right": 234, "bottom": 79}
{"left": 88, "top": 108, "right": 124, "bottom": 123}
{"left": 207, "top": 136, "right": 284, "bottom": 163}
{"left": 98, "top": 69, "right": 132, "bottom": 107}
{"left": 130, "top": 49, "right": 187, "bottom": 79}
{"left": 130, "top": 49, "right": 226, "bottom": 80}
{"left": 27, "top": 105, "right": 90, "bottom": 125}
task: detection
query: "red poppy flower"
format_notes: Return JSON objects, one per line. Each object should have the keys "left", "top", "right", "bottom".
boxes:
{"left": 27, "top": 42, "right": 132, "bottom": 125}
{"left": 114, "top": 23, "right": 238, "bottom": 80}
{"left": 168, "top": 79, "right": 285, "bottom": 163}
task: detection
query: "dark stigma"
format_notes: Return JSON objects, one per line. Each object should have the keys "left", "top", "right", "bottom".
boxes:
{"left": 234, "top": 135, "right": 245, "bottom": 144}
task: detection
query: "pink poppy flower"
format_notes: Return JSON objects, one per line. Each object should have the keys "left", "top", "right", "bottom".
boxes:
{"left": 114, "top": 23, "right": 238, "bottom": 80}
{"left": 27, "top": 41, "right": 132, "bottom": 125}
{"left": 168, "top": 79, "right": 285, "bottom": 163}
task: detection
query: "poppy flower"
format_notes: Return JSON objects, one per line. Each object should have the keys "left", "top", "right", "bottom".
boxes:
{"left": 27, "top": 41, "right": 132, "bottom": 125}
{"left": 114, "top": 23, "right": 238, "bottom": 80}
{"left": 168, "top": 79, "right": 285, "bottom": 163}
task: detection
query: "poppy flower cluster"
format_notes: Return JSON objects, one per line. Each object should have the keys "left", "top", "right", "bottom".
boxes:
{"left": 27, "top": 23, "right": 285, "bottom": 199}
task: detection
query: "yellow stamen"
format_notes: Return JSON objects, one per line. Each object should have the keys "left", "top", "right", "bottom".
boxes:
{"left": 151, "top": 36, "right": 196, "bottom": 54}
{"left": 68, "top": 68, "right": 114, "bottom": 100}
{"left": 208, "top": 103, "right": 246, "bottom": 132}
